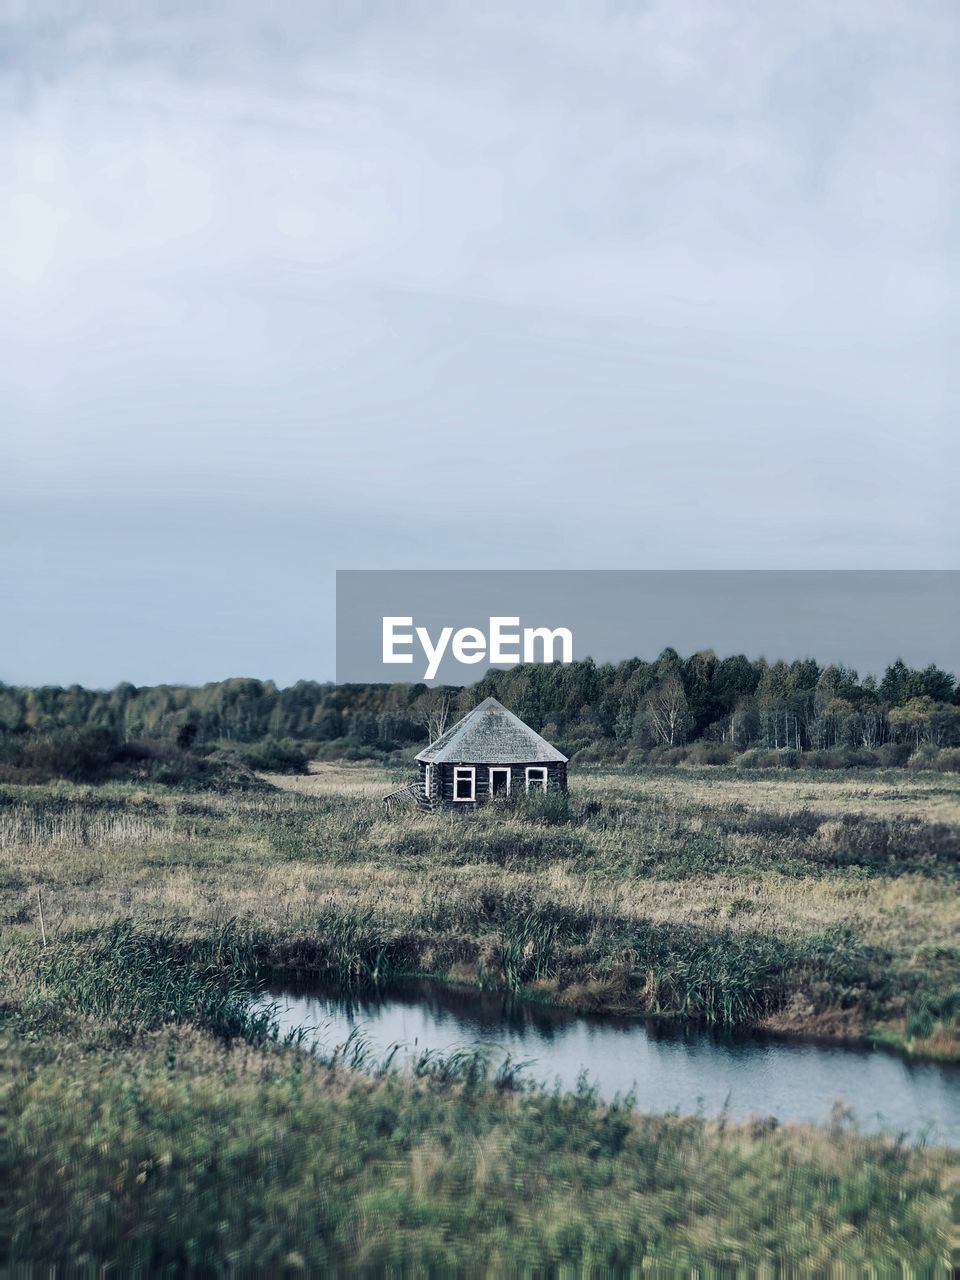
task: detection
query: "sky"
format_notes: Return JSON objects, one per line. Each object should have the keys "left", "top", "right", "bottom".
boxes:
{"left": 2, "top": 1, "right": 957, "bottom": 687}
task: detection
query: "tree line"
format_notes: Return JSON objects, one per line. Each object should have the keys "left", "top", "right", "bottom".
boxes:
{"left": 1, "top": 651, "right": 958, "bottom": 771}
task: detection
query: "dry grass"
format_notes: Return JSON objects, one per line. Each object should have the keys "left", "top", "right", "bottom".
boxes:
{"left": 263, "top": 761, "right": 400, "bottom": 796}
{"left": 570, "top": 765, "right": 960, "bottom": 822}
{"left": 2, "top": 765, "right": 957, "bottom": 1051}
{"left": 0, "top": 805, "right": 194, "bottom": 852}
{"left": 3, "top": 764, "right": 959, "bottom": 1269}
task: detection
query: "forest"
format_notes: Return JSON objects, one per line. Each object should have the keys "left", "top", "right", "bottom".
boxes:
{"left": 0, "top": 650, "right": 958, "bottom": 781}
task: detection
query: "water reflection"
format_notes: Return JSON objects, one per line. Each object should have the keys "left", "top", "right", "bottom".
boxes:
{"left": 257, "top": 976, "right": 960, "bottom": 1143}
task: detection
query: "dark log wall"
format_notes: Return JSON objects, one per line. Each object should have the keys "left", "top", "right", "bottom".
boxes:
{"left": 419, "top": 760, "right": 567, "bottom": 808}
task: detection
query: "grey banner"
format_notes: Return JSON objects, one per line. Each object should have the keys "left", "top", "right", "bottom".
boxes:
{"left": 336, "top": 570, "right": 959, "bottom": 686}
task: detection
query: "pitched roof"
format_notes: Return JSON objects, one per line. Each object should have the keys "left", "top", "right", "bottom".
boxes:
{"left": 415, "top": 697, "right": 567, "bottom": 764}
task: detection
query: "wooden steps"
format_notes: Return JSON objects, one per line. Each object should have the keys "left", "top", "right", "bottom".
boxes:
{"left": 382, "top": 782, "right": 425, "bottom": 813}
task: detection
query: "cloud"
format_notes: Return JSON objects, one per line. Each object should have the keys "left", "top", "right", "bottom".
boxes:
{"left": 1, "top": 1, "right": 956, "bottom": 682}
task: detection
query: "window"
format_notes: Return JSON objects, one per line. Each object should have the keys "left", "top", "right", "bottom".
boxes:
{"left": 525, "top": 767, "right": 548, "bottom": 794}
{"left": 488, "top": 766, "right": 511, "bottom": 798}
{"left": 453, "top": 766, "right": 475, "bottom": 802}
{"left": 423, "top": 764, "right": 433, "bottom": 798}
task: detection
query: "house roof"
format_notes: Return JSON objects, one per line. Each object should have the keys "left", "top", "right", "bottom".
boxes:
{"left": 415, "top": 697, "right": 568, "bottom": 765}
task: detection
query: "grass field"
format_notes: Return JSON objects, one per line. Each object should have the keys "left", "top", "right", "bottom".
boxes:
{"left": 3, "top": 763, "right": 957, "bottom": 1051}
{"left": 2, "top": 762, "right": 959, "bottom": 1269}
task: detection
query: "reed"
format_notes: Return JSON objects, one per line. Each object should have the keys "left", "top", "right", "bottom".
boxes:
{"left": 14, "top": 920, "right": 275, "bottom": 1043}
{"left": 1, "top": 766, "right": 957, "bottom": 1051}
{"left": 3, "top": 764, "right": 959, "bottom": 1269}
{"left": 5, "top": 1024, "right": 955, "bottom": 1271}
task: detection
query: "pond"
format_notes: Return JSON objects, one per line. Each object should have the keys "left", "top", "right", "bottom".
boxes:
{"left": 259, "top": 976, "right": 960, "bottom": 1143}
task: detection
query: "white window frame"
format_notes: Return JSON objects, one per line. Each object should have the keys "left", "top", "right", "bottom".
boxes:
{"left": 488, "top": 766, "right": 511, "bottom": 798}
{"left": 423, "top": 763, "right": 433, "bottom": 798}
{"left": 453, "top": 766, "right": 476, "bottom": 802}
{"left": 525, "top": 766, "right": 548, "bottom": 794}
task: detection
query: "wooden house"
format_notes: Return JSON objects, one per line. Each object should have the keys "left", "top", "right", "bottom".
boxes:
{"left": 413, "top": 697, "right": 567, "bottom": 810}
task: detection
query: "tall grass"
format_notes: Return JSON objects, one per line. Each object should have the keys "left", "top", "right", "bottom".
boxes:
{"left": 13, "top": 920, "right": 275, "bottom": 1042}
{"left": 0, "top": 805, "right": 188, "bottom": 851}
{"left": 1, "top": 768, "right": 957, "bottom": 1050}
{"left": 498, "top": 911, "right": 559, "bottom": 991}
{"left": 3, "top": 768, "right": 959, "bottom": 1269}
{"left": 6, "top": 1025, "right": 955, "bottom": 1272}
{"left": 5, "top": 907, "right": 889, "bottom": 1041}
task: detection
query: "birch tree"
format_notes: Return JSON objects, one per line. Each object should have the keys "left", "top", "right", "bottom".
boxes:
{"left": 641, "top": 675, "right": 692, "bottom": 747}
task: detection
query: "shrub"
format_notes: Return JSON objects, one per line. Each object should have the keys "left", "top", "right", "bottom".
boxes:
{"left": 124, "top": 740, "right": 272, "bottom": 792}
{"left": 568, "top": 740, "right": 624, "bottom": 764}
{"left": 647, "top": 745, "right": 689, "bottom": 766}
{"left": 683, "top": 740, "right": 737, "bottom": 766}
{"left": 801, "top": 749, "right": 843, "bottom": 770}
{"left": 907, "top": 745, "right": 941, "bottom": 771}
{"left": 220, "top": 737, "right": 310, "bottom": 774}
{"left": 801, "top": 747, "right": 879, "bottom": 770}
{"left": 768, "top": 748, "right": 802, "bottom": 769}
{"left": 876, "top": 742, "right": 911, "bottom": 767}
{"left": 934, "top": 747, "right": 960, "bottom": 773}
{"left": 0, "top": 727, "right": 121, "bottom": 783}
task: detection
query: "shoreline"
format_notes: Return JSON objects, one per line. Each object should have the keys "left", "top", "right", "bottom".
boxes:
{"left": 260, "top": 962, "right": 960, "bottom": 1068}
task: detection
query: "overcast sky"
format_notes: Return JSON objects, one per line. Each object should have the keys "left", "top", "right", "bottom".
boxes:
{"left": 2, "top": 1, "right": 957, "bottom": 687}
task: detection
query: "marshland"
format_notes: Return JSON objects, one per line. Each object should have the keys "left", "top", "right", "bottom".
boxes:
{"left": 3, "top": 760, "right": 959, "bottom": 1268}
